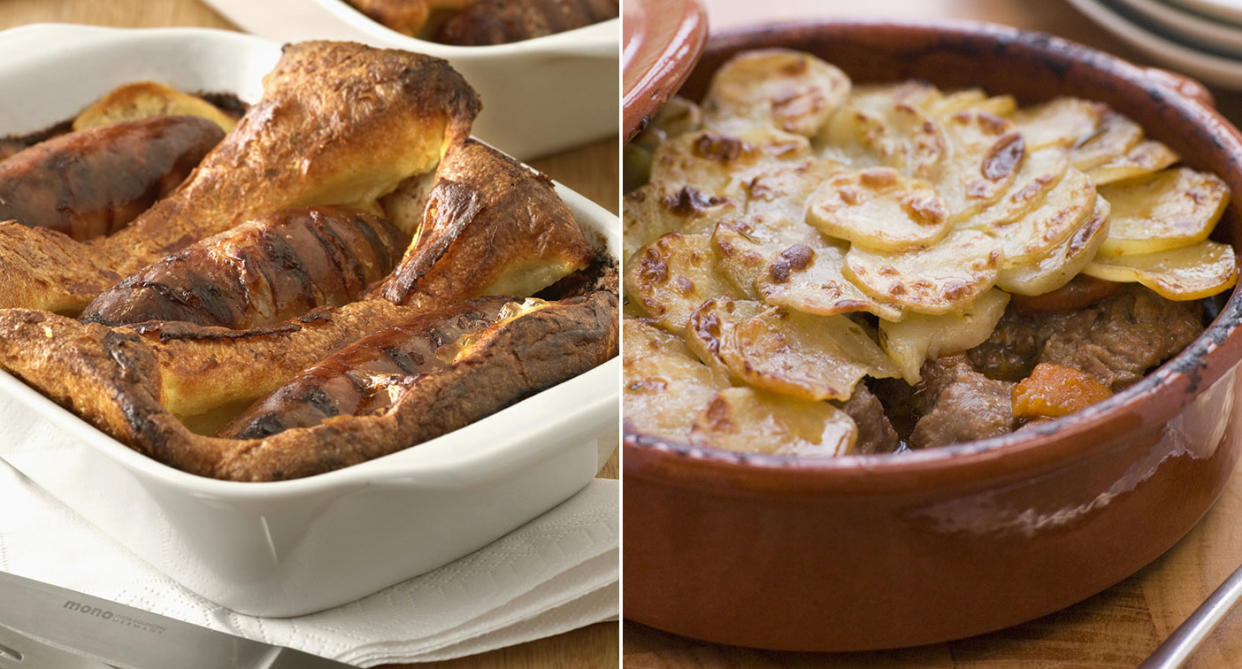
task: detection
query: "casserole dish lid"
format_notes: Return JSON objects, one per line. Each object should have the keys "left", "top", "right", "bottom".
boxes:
{"left": 622, "top": 0, "right": 708, "bottom": 141}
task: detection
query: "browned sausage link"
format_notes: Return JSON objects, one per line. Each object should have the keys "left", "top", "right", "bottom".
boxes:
{"left": 435, "top": 0, "right": 618, "bottom": 45}
{"left": 81, "top": 206, "right": 408, "bottom": 329}
{"left": 0, "top": 116, "right": 224, "bottom": 241}
{"left": 217, "top": 296, "right": 523, "bottom": 439}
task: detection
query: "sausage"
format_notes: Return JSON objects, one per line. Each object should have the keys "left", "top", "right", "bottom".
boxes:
{"left": 81, "top": 206, "right": 408, "bottom": 329}
{"left": 217, "top": 296, "right": 535, "bottom": 439}
{"left": 0, "top": 115, "right": 224, "bottom": 241}
{"left": 435, "top": 0, "right": 618, "bottom": 45}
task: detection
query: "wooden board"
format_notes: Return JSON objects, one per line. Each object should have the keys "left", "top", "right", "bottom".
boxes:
{"left": 624, "top": 1, "right": 1242, "bottom": 668}
{"left": 0, "top": 1, "right": 619, "bottom": 667}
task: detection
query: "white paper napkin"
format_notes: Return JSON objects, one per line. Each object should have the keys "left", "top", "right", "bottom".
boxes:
{"left": 0, "top": 459, "right": 618, "bottom": 667}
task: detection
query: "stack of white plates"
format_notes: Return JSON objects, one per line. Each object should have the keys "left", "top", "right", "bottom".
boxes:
{"left": 1067, "top": 0, "right": 1242, "bottom": 88}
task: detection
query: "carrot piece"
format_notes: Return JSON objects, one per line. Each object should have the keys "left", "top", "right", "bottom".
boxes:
{"left": 1011, "top": 275, "right": 1122, "bottom": 313}
{"left": 1012, "top": 362, "right": 1113, "bottom": 419}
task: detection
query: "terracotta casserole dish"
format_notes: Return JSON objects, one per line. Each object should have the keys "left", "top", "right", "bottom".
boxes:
{"left": 623, "top": 20, "right": 1242, "bottom": 651}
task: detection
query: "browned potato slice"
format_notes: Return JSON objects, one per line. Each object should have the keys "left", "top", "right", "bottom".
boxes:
{"left": 927, "top": 89, "right": 1017, "bottom": 119}
{"left": 935, "top": 110, "right": 1025, "bottom": 218}
{"left": 684, "top": 296, "right": 766, "bottom": 376}
{"left": 623, "top": 318, "right": 730, "bottom": 442}
{"left": 879, "top": 288, "right": 1010, "bottom": 383}
{"left": 961, "top": 147, "right": 1069, "bottom": 232}
{"left": 739, "top": 157, "right": 843, "bottom": 225}
{"left": 625, "top": 97, "right": 704, "bottom": 190}
{"left": 649, "top": 126, "right": 812, "bottom": 195}
{"left": 755, "top": 236, "right": 905, "bottom": 321}
{"left": 819, "top": 83, "right": 947, "bottom": 178}
{"left": 806, "top": 167, "right": 950, "bottom": 251}
{"left": 623, "top": 182, "right": 738, "bottom": 259}
{"left": 624, "top": 232, "right": 740, "bottom": 332}
{"left": 1012, "top": 97, "right": 1108, "bottom": 150}
{"left": 844, "top": 229, "right": 1003, "bottom": 314}
{"left": 712, "top": 219, "right": 772, "bottom": 298}
{"left": 1083, "top": 240, "right": 1238, "bottom": 301}
{"left": 1087, "top": 140, "right": 1179, "bottom": 186}
{"left": 1068, "top": 112, "right": 1144, "bottom": 172}
{"left": 704, "top": 49, "right": 852, "bottom": 136}
{"left": 998, "top": 198, "right": 1111, "bottom": 296}
{"left": 995, "top": 167, "right": 1097, "bottom": 268}
{"left": 73, "top": 81, "right": 237, "bottom": 133}
{"left": 689, "top": 387, "right": 858, "bottom": 455}
{"left": 719, "top": 305, "right": 897, "bottom": 401}
{"left": 1097, "top": 167, "right": 1229, "bottom": 256}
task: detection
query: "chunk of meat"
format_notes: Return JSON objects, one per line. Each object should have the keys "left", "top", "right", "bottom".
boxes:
{"left": 909, "top": 355, "right": 1017, "bottom": 449}
{"left": 969, "top": 284, "right": 1203, "bottom": 390}
{"left": 837, "top": 384, "right": 899, "bottom": 454}
{"left": 435, "top": 0, "right": 618, "bottom": 45}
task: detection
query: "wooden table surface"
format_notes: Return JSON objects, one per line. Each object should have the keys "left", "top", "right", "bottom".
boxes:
{"left": 0, "top": 1, "right": 619, "bottom": 667}
{"left": 624, "top": 1, "right": 1242, "bottom": 668}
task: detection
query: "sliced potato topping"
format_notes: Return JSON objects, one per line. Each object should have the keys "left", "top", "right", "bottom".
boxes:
{"left": 690, "top": 387, "right": 858, "bottom": 455}
{"left": 806, "top": 167, "right": 950, "bottom": 251}
{"left": 845, "top": 229, "right": 1003, "bottom": 314}
{"left": 755, "top": 236, "right": 904, "bottom": 321}
{"left": 1083, "top": 240, "right": 1238, "bottom": 301}
{"left": 819, "top": 83, "right": 947, "bottom": 178}
{"left": 961, "top": 147, "right": 1069, "bottom": 232}
{"left": 998, "top": 198, "right": 1111, "bottom": 296}
{"left": 649, "top": 126, "right": 812, "bottom": 196}
{"left": 718, "top": 304, "right": 897, "bottom": 401}
{"left": 623, "top": 182, "right": 737, "bottom": 260}
{"left": 1097, "top": 167, "right": 1229, "bottom": 256}
{"left": 880, "top": 288, "right": 1010, "bottom": 383}
{"left": 994, "top": 167, "right": 1097, "bottom": 268}
{"left": 935, "top": 110, "right": 1026, "bottom": 218}
{"left": 624, "top": 51, "right": 1236, "bottom": 458}
{"left": 624, "top": 232, "right": 740, "bottom": 332}
{"left": 1068, "top": 112, "right": 1144, "bottom": 172}
{"left": 623, "top": 319, "right": 730, "bottom": 442}
{"left": 1087, "top": 140, "right": 1179, "bottom": 186}
{"left": 704, "top": 49, "right": 852, "bottom": 136}
{"left": 1011, "top": 97, "right": 1108, "bottom": 150}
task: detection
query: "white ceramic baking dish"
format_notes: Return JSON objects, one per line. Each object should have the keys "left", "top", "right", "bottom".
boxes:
{"left": 0, "top": 24, "right": 619, "bottom": 618}
{"left": 201, "top": 0, "right": 619, "bottom": 160}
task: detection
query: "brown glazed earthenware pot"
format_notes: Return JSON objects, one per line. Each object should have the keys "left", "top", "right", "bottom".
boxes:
{"left": 623, "top": 20, "right": 1242, "bottom": 652}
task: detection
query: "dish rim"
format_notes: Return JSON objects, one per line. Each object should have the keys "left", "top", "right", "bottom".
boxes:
{"left": 0, "top": 23, "right": 621, "bottom": 498}
{"left": 622, "top": 18, "right": 1242, "bottom": 492}
{"left": 621, "top": 0, "right": 709, "bottom": 141}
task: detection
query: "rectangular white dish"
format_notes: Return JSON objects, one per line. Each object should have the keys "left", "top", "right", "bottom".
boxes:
{"left": 0, "top": 23, "right": 619, "bottom": 618}
{"left": 201, "top": 0, "right": 619, "bottom": 160}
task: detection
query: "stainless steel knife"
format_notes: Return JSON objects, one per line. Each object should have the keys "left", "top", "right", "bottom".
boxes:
{"left": 0, "top": 570, "right": 356, "bottom": 669}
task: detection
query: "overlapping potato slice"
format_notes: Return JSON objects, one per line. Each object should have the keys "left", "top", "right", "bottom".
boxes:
{"left": 994, "top": 167, "right": 1097, "bottom": 268}
{"left": 623, "top": 182, "right": 737, "bottom": 259}
{"left": 754, "top": 235, "right": 904, "bottom": 321}
{"left": 694, "top": 299, "right": 897, "bottom": 401}
{"left": 623, "top": 319, "right": 730, "bottom": 442}
{"left": 703, "top": 49, "right": 852, "bottom": 136}
{"left": 1068, "top": 112, "right": 1144, "bottom": 171}
{"left": 1097, "top": 167, "right": 1229, "bottom": 256}
{"left": 1083, "top": 240, "right": 1238, "bottom": 300}
{"left": 960, "top": 147, "right": 1070, "bottom": 231}
{"left": 935, "top": 110, "right": 1026, "bottom": 218}
{"left": 879, "top": 288, "right": 1010, "bottom": 383}
{"left": 1087, "top": 140, "right": 1179, "bottom": 186}
{"left": 925, "top": 89, "right": 1017, "bottom": 119}
{"left": 998, "top": 198, "right": 1111, "bottom": 295}
{"left": 1011, "top": 97, "right": 1108, "bottom": 150}
{"left": 689, "top": 387, "right": 858, "bottom": 455}
{"left": 624, "top": 232, "right": 740, "bottom": 332}
{"left": 739, "top": 157, "right": 843, "bottom": 224}
{"left": 806, "top": 167, "right": 950, "bottom": 251}
{"left": 819, "top": 83, "right": 947, "bottom": 178}
{"left": 649, "top": 126, "right": 812, "bottom": 195}
{"left": 685, "top": 296, "right": 765, "bottom": 376}
{"left": 625, "top": 96, "right": 704, "bottom": 190}
{"left": 844, "top": 229, "right": 1003, "bottom": 314}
